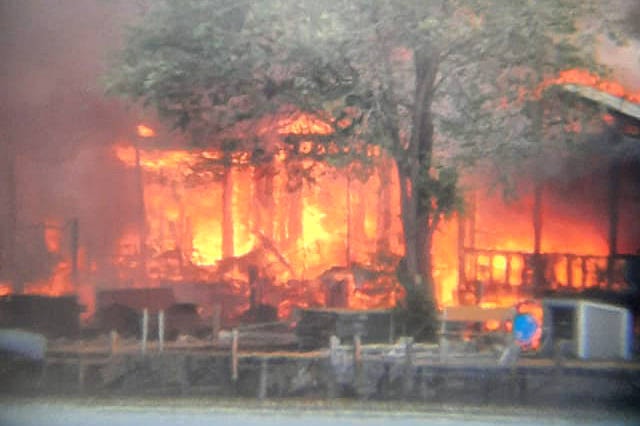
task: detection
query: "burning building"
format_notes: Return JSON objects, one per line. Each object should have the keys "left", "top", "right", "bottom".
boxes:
{"left": 108, "top": 112, "right": 406, "bottom": 322}
{"left": 1, "top": 67, "right": 639, "bottom": 332}
{"left": 456, "top": 71, "right": 640, "bottom": 314}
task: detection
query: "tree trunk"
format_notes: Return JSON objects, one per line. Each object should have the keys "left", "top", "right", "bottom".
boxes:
{"left": 409, "top": 46, "right": 439, "bottom": 295}
{"left": 398, "top": 167, "right": 419, "bottom": 282}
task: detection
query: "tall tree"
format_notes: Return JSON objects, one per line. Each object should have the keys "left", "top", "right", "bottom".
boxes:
{"left": 107, "top": 0, "right": 610, "bottom": 337}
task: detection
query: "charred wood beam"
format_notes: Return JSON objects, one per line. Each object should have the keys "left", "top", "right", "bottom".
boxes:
{"left": 607, "top": 157, "right": 621, "bottom": 290}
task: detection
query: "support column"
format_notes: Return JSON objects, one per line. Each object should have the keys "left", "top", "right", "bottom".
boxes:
{"left": 607, "top": 160, "right": 620, "bottom": 289}
{"left": 532, "top": 181, "right": 544, "bottom": 293}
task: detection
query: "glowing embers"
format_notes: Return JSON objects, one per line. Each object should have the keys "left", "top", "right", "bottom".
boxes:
{"left": 277, "top": 113, "right": 333, "bottom": 135}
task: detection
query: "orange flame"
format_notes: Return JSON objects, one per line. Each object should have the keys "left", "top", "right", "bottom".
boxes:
{"left": 44, "top": 222, "right": 62, "bottom": 253}
{"left": 136, "top": 124, "right": 156, "bottom": 138}
{"left": 277, "top": 114, "right": 333, "bottom": 135}
{"left": 0, "top": 283, "right": 12, "bottom": 297}
{"left": 109, "top": 114, "right": 406, "bottom": 319}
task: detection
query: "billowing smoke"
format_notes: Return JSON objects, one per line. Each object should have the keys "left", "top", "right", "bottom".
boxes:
{"left": 1, "top": 1, "right": 144, "bottom": 286}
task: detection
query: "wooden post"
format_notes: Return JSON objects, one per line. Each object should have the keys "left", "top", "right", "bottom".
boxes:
{"left": 488, "top": 254, "right": 494, "bottom": 291}
{"left": 533, "top": 181, "right": 544, "bottom": 292}
{"left": 457, "top": 212, "right": 466, "bottom": 305}
{"left": 222, "top": 164, "right": 234, "bottom": 259}
{"left": 158, "top": 310, "right": 165, "bottom": 353}
{"left": 403, "top": 337, "right": 414, "bottom": 398}
{"left": 109, "top": 330, "right": 118, "bottom": 357}
{"left": 353, "top": 334, "right": 362, "bottom": 365}
{"left": 141, "top": 308, "right": 148, "bottom": 356}
{"left": 353, "top": 334, "right": 362, "bottom": 394}
{"left": 212, "top": 304, "right": 221, "bottom": 341}
{"left": 388, "top": 313, "right": 395, "bottom": 344}
{"left": 70, "top": 218, "right": 79, "bottom": 285}
{"left": 329, "top": 335, "right": 340, "bottom": 365}
{"left": 231, "top": 328, "right": 239, "bottom": 382}
{"left": 439, "top": 309, "right": 448, "bottom": 363}
{"left": 135, "top": 144, "right": 147, "bottom": 281}
{"left": 346, "top": 173, "right": 353, "bottom": 268}
{"left": 258, "top": 358, "right": 268, "bottom": 399}
{"left": 328, "top": 335, "right": 340, "bottom": 398}
{"left": 566, "top": 255, "right": 574, "bottom": 288}
{"left": 607, "top": 159, "right": 620, "bottom": 289}
{"left": 77, "top": 359, "right": 86, "bottom": 392}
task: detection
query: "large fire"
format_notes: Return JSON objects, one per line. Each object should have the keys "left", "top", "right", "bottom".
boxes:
{"left": 108, "top": 114, "right": 406, "bottom": 319}
{"left": 8, "top": 69, "right": 639, "bottom": 329}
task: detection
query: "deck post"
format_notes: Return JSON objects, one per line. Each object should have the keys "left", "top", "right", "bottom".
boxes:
{"left": 258, "top": 358, "right": 268, "bottom": 399}
{"left": 77, "top": 359, "right": 86, "bottom": 392}
{"left": 439, "top": 309, "right": 448, "bottom": 362}
{"left": 353, "top": 334, "right": 362, "bottom": 395}
{"left": 402, "top": 337, "right": 414, "bottom": 398}
{"left": 607, "top": 158, "right": 620, "bottom": 289}
{"left": 141, "top": 308, "right": 149, "bottom": 356}
{"left": 158, "top": 310, "right": 165, "bottom": 353}
{"left": 231, "top": 329, "right": 239, "bottom": 382}
{"left": 328, "top": 335, "right": 340, "bottom": 398}
{"left": 109, "top": 330, "right": 118, "bottom": 357}
{"left": 212, "top": 304, "right": 221, "bottom": 341}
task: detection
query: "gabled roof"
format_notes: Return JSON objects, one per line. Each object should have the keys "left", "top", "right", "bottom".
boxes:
{"left": 561, "top": 84, "right": 640, "bottom": 122}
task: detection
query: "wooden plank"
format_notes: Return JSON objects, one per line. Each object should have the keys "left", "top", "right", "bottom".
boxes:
{"left": 441, "top": 306, "right": 514, "bottom": 322}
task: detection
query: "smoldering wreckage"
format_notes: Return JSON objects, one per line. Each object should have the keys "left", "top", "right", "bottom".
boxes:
{"left": 2, "top": 77, "right": 640, "bottom": 404}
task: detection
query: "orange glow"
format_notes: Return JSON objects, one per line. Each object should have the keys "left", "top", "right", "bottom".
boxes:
{"left": 23, "top": 100, "right": 631, "bottom": 326}
{"left": 484, "top": 319, "right": 501, "bottom": 331}
{"left": 473, "top": 190, "right": 607, "bottom": 287}
{"left": 136, "top": 124, "right": 156, "bottom": 138}
{"left": 24, "top": 261, "right": 74, "bottom": 297}
{"left": 602, "top": 113, "right": 615, "bottom": 125}
{"left": 108, "top": 113, "right": 406, "bottom": 319}
{"left": 109, "top": 104, "right": 622, "bottom": 321}
{"left": 0, "top": 283, "right": 12, "bottom": 297}
{"left": 44, "top": 222, "right": 61, "bottom": 253}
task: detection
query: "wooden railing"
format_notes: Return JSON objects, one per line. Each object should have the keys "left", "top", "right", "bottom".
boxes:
{"left": 459, "top": 248, "right": 638, "bottom": 304}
